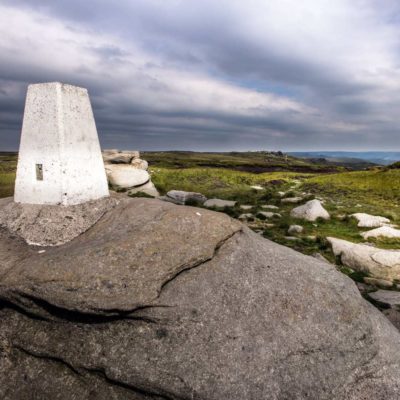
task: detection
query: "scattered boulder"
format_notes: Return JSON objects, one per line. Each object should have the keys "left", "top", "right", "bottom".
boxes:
{"left": 261, "top": 204, "right": 279, "bottom": 210}
{"left": 368, "top": 290, "right": 400, "bottom": 310}
{"left": 240, "top": 205, "right": 253, "bottom": 210}
{"left": 163, "top": 190, "right": 207, "bottom": 205}
{"left": 204, "top": 198, "right": 237, "bottom": 208}
{"left": 351, "top": 213, "right": 391, "bottom": 228}
{"left": 1, "top": 197, "right": 400, "bottom": 398}
{"left": 361, "top": 226, "right": 400, "bottom": 239}
{"left": 105, "top": 164, "right": 150, "bottom": 188}
{"left": 288, "top": 225, "right": 304, "bottom": 235}
{"left": 327, "top": 237, "right": 400, "bottom": 282}
{"left": 291, "top": 199, "right": 330, "bottom": 222}
{"left": 257, "top": 211, "right": 281, "bottom": 219}
{"left": 281, "top": 196, "right": 303, "bottom": 204}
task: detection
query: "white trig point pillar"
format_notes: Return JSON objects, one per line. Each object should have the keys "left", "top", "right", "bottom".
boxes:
{"left": 14, "top": 82, "right": 109, "bottom": 205}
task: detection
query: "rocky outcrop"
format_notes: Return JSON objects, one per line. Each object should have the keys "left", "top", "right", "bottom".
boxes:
{"left": 103, "top": 149, "right": 159, "bottom": 197}
{"left": 105, "top": 164, "right": 150, "bottom": 188}
{"left": 327, "top": 237, "right": 400, "bottom": 282}
{"left": 351, "top": 213, "right": 392, "bottom": 228}
{"left": 361, "top": 226, "right": 400, "bottom": 239}
{"left": 1, "top": 198, "right": 400, "bottom": 399}
{"left": 290, "top": 199, "right": 330, "bottom": 221}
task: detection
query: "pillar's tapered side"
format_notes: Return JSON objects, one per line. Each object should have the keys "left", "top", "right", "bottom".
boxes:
{"left": 14, "top": 82, "right": 109, "bottom": 205}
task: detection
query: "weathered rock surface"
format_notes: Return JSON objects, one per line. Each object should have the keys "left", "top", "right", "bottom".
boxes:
{"left": 361, "top": 226, "right": 400, "bottom": 239}
{"left": 351, "top": 213, "right": 392, "bottom": 228}
{"left": 328, "top": 237, "right": 400, "bottom": 282}
{"left": 203, "top": 198, "right": 236, "bottom": 208}
{"left": 240, "top": 205, "right": 253, "bottom": 210}
{"left": 0, "top": 196, "right": 118, "bottom": 246}
{"left": 1, "top": 198, "right": 400, "bottom": 399}
{"left": 238, "top": 213, "right": 254, "bottom": 220}
{"left": 369, "top": 290, "right": 400, "bottom": 310}
{"left": 291, "top": 199, "right": 330, "bottom": 221}
{"left": 105, "top": 164, "right": 150, "bottom": 188}
{"left": 163, "top": 190, "right": 207, "bottom": 205}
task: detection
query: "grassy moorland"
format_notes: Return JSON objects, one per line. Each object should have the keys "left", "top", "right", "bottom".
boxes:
{"left": 0, "top": 153, "right": 17, "bottom": 198}
{"left": 1, "top": 150, "right": 399, "bottom": 261}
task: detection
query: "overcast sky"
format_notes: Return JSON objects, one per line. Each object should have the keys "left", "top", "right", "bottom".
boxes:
{"left": 1, "top": 0, "right": 400, "bottom": 151}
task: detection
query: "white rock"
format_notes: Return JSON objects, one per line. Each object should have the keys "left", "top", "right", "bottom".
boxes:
{"left": 290, "top": 200, "right": 330, "bottom": 222}
{"left": 130, "top": 158, "right": 148, "bottom": 170}
{"left": 327, "top": 237, "right": 400, "bottom": 282}
{"left": 361, "top": 226, "right": 400, "bottom": 239}
{"left": 204, "top": 199, "right": 237, "bottom": 208}
{"left": 288, "top": 225, "right": 304, "bottom": 235}
{"left": 258, "top": 212, "right": 281, "bottom": 218}
{"left": 240, "top": 205, "right": 253, "bottom": 210}
{"left": 261, "top": 205, "right": 279, "bottom": 210}
{"left": 105, "top": 165, "right": 150, "bottom": 188}
{"left": 281, "top": 197, "right": 303, "bottom": 204}
{"left": 128, "top": 181, "right": 159, "bottom": 198}
{"left": 351, "top": 213, "right": 391, "bottom": 228}
{"left": 103, "top": 150, "right": 140, "bottom": 164}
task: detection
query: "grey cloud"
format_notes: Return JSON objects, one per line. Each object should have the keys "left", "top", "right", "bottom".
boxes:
{"left": 1, "top": 0, "right": 400, "bottom": 151}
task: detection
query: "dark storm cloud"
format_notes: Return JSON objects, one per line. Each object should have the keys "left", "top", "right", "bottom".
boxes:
{"left": 1, "top": 0, "right": 400, "bottom": 150}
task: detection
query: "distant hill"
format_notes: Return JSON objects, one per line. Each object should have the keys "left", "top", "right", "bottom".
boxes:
{"left": 290, "top": 151, "right": 400, "bottom": 166}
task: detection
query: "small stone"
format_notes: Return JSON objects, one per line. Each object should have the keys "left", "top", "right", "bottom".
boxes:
{"left": 261, "top": 205, "right": 279, "bottom": 210}
{"left": 250, "top": 185, "right": 264, "bottom": 190}
{"left": 238, "top": 213, "right": 254, "bottom": 220}
{"left": 204, "top": 199, "right": 237, "bottom": 208}
{"left": 288, "top": 225, "right": 303, "bottom": 235}
{"left": 240, "top": 205, "right": 253, "bottom": 210}
{"left": 257, "top": 212, "right": 281, "bottom": 219}
{"left": 281, "top": 197, "right": 303, "bottom": 204}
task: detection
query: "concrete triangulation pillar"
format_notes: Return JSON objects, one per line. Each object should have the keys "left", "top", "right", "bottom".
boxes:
{"left": 14, "top": 82, "right": 109, "bottom": 205}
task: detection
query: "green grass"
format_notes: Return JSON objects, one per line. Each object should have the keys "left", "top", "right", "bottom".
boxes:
{"left": 150, "top": 167, "right": 310, "bottom": 203}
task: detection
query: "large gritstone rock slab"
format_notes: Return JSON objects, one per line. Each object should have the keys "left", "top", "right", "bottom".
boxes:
{"left": 0, "top": 198, "right": 400, "bottom": 399}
